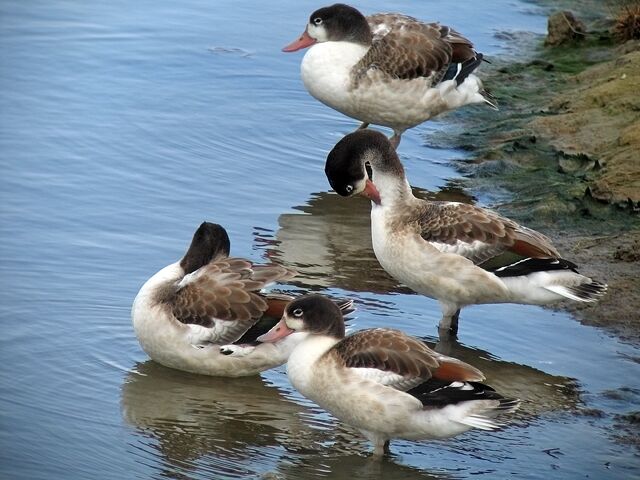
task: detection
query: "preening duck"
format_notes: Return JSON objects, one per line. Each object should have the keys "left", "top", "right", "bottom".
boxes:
{"left": 258, "top": 294, "right": 518, "bottom": 456}
{"left": 324, "top": 130, "right": 607, "bottom": 334}
{"left": 132, "top": 222, "right": 303, "bottom": 377}
{"left": 283, "top": 3, "right": 495, "bottom": 147}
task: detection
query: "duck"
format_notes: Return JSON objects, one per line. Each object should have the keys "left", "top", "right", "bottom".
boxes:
{"left": 324, "top": 130, "right": 607, "bottom": 335}
{"left": 132, "top": 222, "right": 352, "bottom": 377}
{"left": 283, "top": 3, "right": 495, "bottom": 147}
{"left": 258, "top": 294, "right": 519, "bottom": 456}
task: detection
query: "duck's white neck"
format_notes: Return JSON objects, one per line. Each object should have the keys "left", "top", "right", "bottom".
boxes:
{"left": 286, "top": 334, "right": 340, "bottom": 394}
{"left": 372, "top": 169, "right": 413, "bottom": 208}
{"left": 133, "top": 262, "right": 182, "bottom": 310}
{"left": 271, "top": 331, "right": 309, "bottom": 359}
{"left": 304, "top": 40, "right": 368, "bottom": 70}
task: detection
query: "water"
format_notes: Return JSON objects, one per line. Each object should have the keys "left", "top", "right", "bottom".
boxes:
{"left": 1, "top": 0, "right": 638, "bottom": 479}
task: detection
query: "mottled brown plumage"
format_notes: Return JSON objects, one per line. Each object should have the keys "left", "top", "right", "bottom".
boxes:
{"left": 354, "top": 14, "right": 476, "bottom": 85}
{"left": 331, "top": 327, "right": 483, "bottom": 382}
{"left": 410, "top": 201, "right": 560, "bottom": 266}
{"left": 169, "top": 257, "right": 295, "bottom": 334}
{"left": 334, "top": 328, "right": 438, "bottom": 375}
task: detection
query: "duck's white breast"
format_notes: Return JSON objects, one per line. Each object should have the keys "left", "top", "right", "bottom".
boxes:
{"left": 370, "top": 204, "right": 435, "bottom": 292}
{"left": 370, "top": 205, "right": 508, "bottom": 305}
{"left": 286, "top": 335, "right": 337, "bottom": 397}
{"left": 300, "top": 42, "right": 367, "bottom": 117}
{"left": 352, "top": 74, "right": 447, "bottom": 129}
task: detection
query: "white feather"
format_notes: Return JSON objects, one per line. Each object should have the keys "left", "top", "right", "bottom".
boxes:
{"left": 544, "top": 285, "right": 599, "bottom": 303}
{"left": 351, "top": 368, "right": 422, "bottom": 391}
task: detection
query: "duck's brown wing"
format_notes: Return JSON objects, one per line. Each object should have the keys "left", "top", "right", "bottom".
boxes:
{"left": 412, "top": 201, "right": 560, "bottom": 267}
{"left": 330, "top": 328, "right": 483, "bottom": 391}
{"left": 358, "top": 14, "right": 477, "bottom": 84}
{"left": 170, "top": 257, "right": 295, "bottom": 344}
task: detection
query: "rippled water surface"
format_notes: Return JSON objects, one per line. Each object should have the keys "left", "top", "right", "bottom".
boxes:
{"left": 1, "top": 1, "right": 639, "bottom": 479}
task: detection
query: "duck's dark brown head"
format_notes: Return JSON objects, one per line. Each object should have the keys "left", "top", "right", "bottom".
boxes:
{"left": 283, "top": 4, "right": 371, "bottom": 52}
{"left": 180, "top": 222, "right": 231, "bottom": 274}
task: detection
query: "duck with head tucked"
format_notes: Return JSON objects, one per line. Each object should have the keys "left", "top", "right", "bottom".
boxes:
{"left": 132, "top": 222, "right": 352, "bottom": 376}
{"left": 283, "top": 3, "right": 496, "bottom": 147}
{"left": 324, "top": 130, "right": 607, "bottom": 335}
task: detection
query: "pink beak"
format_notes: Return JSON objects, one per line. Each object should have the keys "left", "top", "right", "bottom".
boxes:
{"left": 257, "top": 318, "right": 295, "bottom": 343}
{"left": 361, "top": 179, "right": 381, "bottom": 205}
{"left": 282, "top": 30, "right": 317, "bottom": 52}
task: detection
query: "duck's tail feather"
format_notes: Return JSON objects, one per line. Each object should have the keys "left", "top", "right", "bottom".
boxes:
{"left": 544, "top": 281, "right": 608, "bottom": 303}
{"left": 481, "top": 87, "right": 499, "bottom": 110}
{"left": 457, "top": 398, "right": 521, "bottom": 430}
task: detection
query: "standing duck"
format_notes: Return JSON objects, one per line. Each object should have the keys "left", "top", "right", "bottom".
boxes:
{"left": 132, "top": 222, "right": 303, "bottom": 377}
{"left": 258, "top": 294, "right": 519, "bottom": 456}
{"left": 324, "top": 130, "right": 607, "bottom": 335}
{"left": 283, "top": 3, "right": 495, "bottom": 147}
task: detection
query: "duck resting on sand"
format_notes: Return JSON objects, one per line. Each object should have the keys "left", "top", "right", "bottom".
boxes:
{"left": 283, "top": 3, "right": 496, "bottom": 147}
{"left": 258, "top": 294, "right": 519, "bottom": 456}
{"left": 132, "top": 221, "right": 352, "bottom": 376}
{"left": 324, "top": 130, "right": 607, "bottom": 336}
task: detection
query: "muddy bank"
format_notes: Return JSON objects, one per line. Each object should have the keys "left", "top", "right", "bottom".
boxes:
{"left": 429, "top": 5, "right": 640, "bottom": 342}
{"left": 552, "top": 230, "right": 639, "bottom": 343}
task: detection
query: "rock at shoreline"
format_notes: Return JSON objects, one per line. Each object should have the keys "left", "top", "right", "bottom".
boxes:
{"left": 529, "top": 48, "right": 640, "bottom": 210}
{"left": 545, "top": 11, "right": 587, "bottom": 46}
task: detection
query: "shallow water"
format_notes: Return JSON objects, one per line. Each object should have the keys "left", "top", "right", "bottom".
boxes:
{"left": 1, "top": 0, "right": 638, "bottom": 479}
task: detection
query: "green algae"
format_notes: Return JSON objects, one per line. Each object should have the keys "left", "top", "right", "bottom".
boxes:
{"left": 428, "top": 17, "right": 640, "bottom": 233}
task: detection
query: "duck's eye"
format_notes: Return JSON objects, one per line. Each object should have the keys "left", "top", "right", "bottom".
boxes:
{"left": 345, "top": 184, "right": 354, "bottom": 194}
{"left": 313, "top": 17, "right": 323, "bottom": 25}
{"left": 293, "top": 308, "right": 304, "bottom": 317}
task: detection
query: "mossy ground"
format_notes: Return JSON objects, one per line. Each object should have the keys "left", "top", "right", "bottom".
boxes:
{"left": 426, "top": 4, "right": 640, "bottom": 342}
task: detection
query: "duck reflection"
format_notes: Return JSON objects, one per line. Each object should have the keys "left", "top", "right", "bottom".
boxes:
{"left": 121, "top": 346, "right": 576, "bottom": 478}
{"left": 270, "top": 451, "right": 449, "bottom": 479}
{"left": 426, "top": 337, "right": 581, "bottom": 416}
{"left": 257, "top": 185, "right": 472, "bottom": 293}
{"left": 121, "top": 361, "right": 337, "bottom": 476}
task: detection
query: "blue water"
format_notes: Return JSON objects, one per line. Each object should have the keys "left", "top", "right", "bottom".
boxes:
{"left": 1, "top": 0, "right": 638, "bottom": 479}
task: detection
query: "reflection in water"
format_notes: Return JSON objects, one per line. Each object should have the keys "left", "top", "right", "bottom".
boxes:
{"left": 121, "top": 364, "right": 453, "bottom": 479}
{"left": 120, "top": 351, "right": 579, "bottom": 479}
{"left": 427, "top": 337, "right": 580, "bottom": 416}
{"left": 274, "top": 452, "right": 450, "bottom": 480}
{"left": 121, "top": 361, "right": 320, "bottom": 478}
{"left": 257, "top": 186, "right": 473, "bottom": 294}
